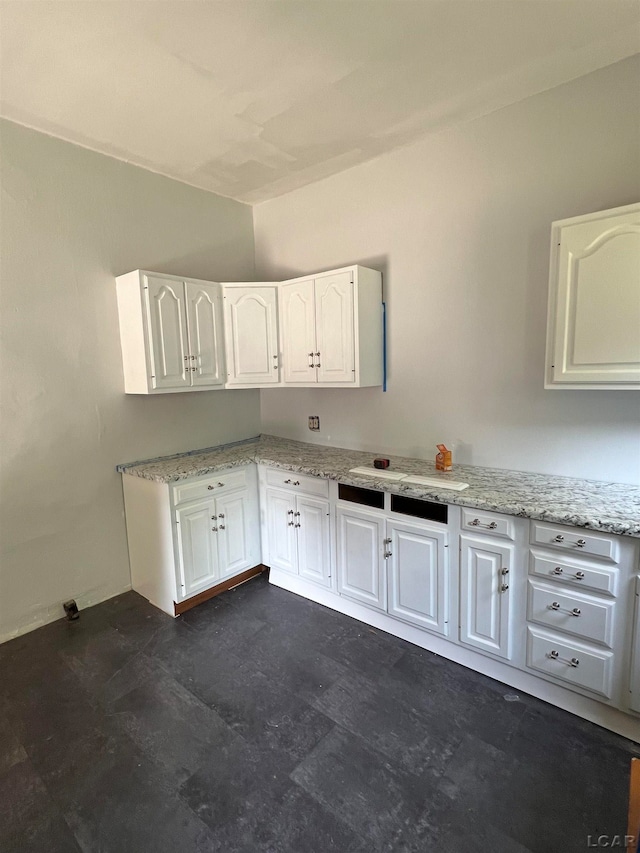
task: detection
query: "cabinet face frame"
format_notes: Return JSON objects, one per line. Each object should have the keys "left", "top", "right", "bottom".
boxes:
{"left": 545, "top": 202, "right": 640, "bottom": 390}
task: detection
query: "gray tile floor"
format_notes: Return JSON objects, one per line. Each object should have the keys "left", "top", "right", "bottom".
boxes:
{"left": 1, "top": 571, "right": 638, "bottom": 852}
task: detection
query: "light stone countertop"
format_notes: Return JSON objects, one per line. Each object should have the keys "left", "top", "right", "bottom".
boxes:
{"left": 117, "top": 434, "right": 640, "bottom": 538}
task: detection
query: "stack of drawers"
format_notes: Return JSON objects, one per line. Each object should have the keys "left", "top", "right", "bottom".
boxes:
{"left": 526, "top": 522, "right": 619, "bottom": 700}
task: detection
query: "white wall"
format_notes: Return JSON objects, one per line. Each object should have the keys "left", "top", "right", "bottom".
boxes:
{"left": 254, "top": 57, "right": 640, "bottom": 486}
{"left": 0, "top": 120, "right": 260, "bottom": 642}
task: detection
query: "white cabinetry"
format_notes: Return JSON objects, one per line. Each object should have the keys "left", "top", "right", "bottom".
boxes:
{"left": 459, "top": 534, "right": 513, "bottom": 660}
{"left": 279, "top": 266, "right": 383, "bottom": 387}
{"left": 116, "top": 271, "right": 225, "bottom": 394}
{"left": 545, "top": 202, "right": 640, "bottom": 389}
{"left": 222, "top": 284, "right": 280, "bottom": 387}
{"left": 387, "top": 519, "right": 449, "bottom": 636}
{"left": 122, "top": 465, "right": 260, "bottom": 616}
{"left": 264, "top": 473, "right": 331, "bottom": 588}
{"left": 336, "top": 506, "right": 386, "bottom": 609}
{"left": 631, "top": 577, "right": 640, "bottom": 713}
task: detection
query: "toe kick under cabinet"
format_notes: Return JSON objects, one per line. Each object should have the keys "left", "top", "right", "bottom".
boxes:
{"left": 122, "top": 464, "right": 261, "bottom": 616}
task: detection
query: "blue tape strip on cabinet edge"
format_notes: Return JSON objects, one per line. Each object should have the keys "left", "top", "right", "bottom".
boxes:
{"left": 383, "top": 301, "right": 387, "bottom": 392}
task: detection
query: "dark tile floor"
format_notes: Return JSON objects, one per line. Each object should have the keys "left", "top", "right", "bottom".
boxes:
{"left": 1, "top": 572, "right": 638, "bottom": 853}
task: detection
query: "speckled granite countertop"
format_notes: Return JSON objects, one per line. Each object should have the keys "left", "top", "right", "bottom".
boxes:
{"left": 117, "top": 434, "right": 640, "bottom": 538}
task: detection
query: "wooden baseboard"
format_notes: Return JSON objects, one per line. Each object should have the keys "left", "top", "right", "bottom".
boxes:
{"left": 174, "top": 565, "right": 267, "bottom": 615}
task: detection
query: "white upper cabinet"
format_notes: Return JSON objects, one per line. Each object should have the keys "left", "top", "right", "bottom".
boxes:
{"left": 222, "top": 284, "right": 280, "bottom": 387}
{"left": 279, "top": 265, "right": 383, "bottom": 387}
{"left": 545, "top": 203, "right": 640, "bottom": 389}
{"left": 116, "top": 270, "right": 225, "bottom": 394}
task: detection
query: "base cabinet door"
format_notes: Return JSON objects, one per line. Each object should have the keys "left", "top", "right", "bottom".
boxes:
{"left": 266, "top": 488, "right": 297, "bottom": 574}
{"left": 216, "top": 489, "right": 253, "bottom": 579}
{"left": 176, "top": 499, "right": 219, "bottom": 597}
{"left": 297, "top": 496, "right": 331, "bottom": 588}
{"left": 631, "top": 577, "right": 640, "bottom": 713}
{"left": 337, "top": 507, "right": 385, "bottom": 610}
{"left": 460, "top": 535, "right": 513, "bottom": 660}
{"left": 387, "top": 520, "right": 448, "bottom": 636}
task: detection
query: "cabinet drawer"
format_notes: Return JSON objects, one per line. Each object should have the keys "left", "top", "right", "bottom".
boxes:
{"left": 526, "top": 627, "right": 613, "bottom": 698}
{"left": 173, "top": 469, "right": 247, "bottom": 505}
{"left": 461, "top": 508, "right": 515, "bottom": 540}
{"left": 529, "top": 550, "right": 618, "bottom": 597}
{"left": 527, "top": 580, "right": 615, "bottom": 648}
{"left": 265, "top": 468, "right": 329, "bottom": 498}
{"left": 530, "top": 522, "right": 619, "bottom": 563}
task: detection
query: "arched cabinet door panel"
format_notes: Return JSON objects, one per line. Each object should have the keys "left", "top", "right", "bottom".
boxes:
{"left": 145, "top": 276, "right": 190, "bottom": 390}
{"left": 186, "top": 282, "right": 225, "bottom": 388}
{"left": 223, "top": 285, "right": 279, "bottom": 386}
{"left": 546, "top": 203, "right": 640, "bottom": 389}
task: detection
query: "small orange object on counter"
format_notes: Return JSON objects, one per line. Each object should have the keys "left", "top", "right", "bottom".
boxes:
{"left": 435, "top": 444, "right": 452, "bottom": 471}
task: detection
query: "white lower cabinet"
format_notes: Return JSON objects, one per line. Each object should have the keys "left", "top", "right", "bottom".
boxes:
{"left": 336, "top": 507, "right": 386, "bottom": 610}
{"left": 122, "top": 464, "right": 260, "bottom": 616}
{"left": 630, "top": 577, "right": 640, "bottom": 713}
{"left": 265, "top": 487, "right": 331, "bottom": 588}
{"left": 387, "top": 519, "right": 449, "bottom": 636}
{"left": 459, "top": 534, "right": 513, "bottom": 660}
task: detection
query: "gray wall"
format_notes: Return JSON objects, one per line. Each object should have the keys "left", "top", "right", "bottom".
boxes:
{"left": 254, "top": 57, "right": 640, "bottom": 485}
{"left": 0, "top": 120, "right": 260, "bottom": 641}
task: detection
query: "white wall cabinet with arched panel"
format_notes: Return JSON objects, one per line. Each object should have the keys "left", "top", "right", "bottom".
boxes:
{"left": 116, "top": 270, "right": 225, "bottom": 394}
{"left": 222, "top": 283, "right": 280, "bottom": 387}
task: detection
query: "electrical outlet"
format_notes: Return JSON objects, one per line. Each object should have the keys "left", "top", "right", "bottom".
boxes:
{"left": 308, "top": 415, "right": 320, "bottom": 431}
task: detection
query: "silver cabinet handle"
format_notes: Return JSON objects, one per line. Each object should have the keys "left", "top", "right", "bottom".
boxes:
{"left": 293, "top": 481, "right": 300, "bottom": 486}
{"left": 287, "top": 509, "right": 294, "bottom": 526}
{"left": 383, "top": 550, "right": 392, "bottom": 559}
{"left": 469, "top": 519, "right": 497, "bottom": 530}
{"left": 501, "top": 568, "right": 509, "bottom": 575}
{"left": 284, "top": 479, "right": 292, "bottom": 484}
{"left": 217, "top": 482, "right": 224, "bottom": 487}
{"left": 207, "top": 485, "right": 214, "bottom": 490}
{"left": 308, "top": 352, "right": 314, "bottom": 368}
{"left": 211, "top": 526, "right": 218, "bottom": 532}
{"left": 218, "top": 513, "right": 225, "bottom": 519}
{"left": 575, "top": 539, "right": 586, "bottom": 548}
{"left": 552, "top": 566, "right": 563, "bottom": 575}
{"left": 273, "top": 355, "right": 278, "bottom": 369}
{"left": 315, "top": 352, "right": 321, "bottom": 368}
{"left": 575, "top": 571, "right": 585, "bottom": 580}
{"left": 500, "top": 583, "right": 509, "bottom": 592}
{"left": 549, "top": 602, "right": 581, "bottom": 616}
{"left": 383, "top": 538, "right": 392, "bottom": 545}
{"left": 190, "top": 355, "right": 197, "bottom": 360}
{"left": 552, "top": 534, "right": 564, "bottom": 543}
{"left": 548, "top": 650, "right": 579, "bottom": 667}
{"left": 219, "top": 524, "right": 225, "bottom": 530}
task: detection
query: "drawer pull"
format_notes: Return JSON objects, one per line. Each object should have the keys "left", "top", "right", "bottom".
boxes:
{"left": 575, "top": 539, "right": 586, "bottom": 548}
{"left": 549, "top": 602, "right": 582, "bottom": 617}
{"left": 469, "top": 518, "right": 497, "bottom": 529}
{"left": 218, "top": 482, "right": 224, "bottom": 488}
{"left": 575, "top": 571, "right": 585, "bottom": 580}
{"left": 284, "top": 479, "right": 292, "bottom": 484}
{"left": 552, "top": 535, "right": 564, "bottom": 543}
{"left": 207, "top": 485, "right": 214, "bottom": 490}
{"left": 548, "top": 650, "right": 580, "bottom": 667}
{"left": 552, "top": 566, "right": 563, "bottom": 575}
{"left": 551, "top": 567, "right": 586, "bottom": 581}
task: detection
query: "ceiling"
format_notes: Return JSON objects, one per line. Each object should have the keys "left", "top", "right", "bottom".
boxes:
{"left": 1, "top": 1, "right": 638, "bottom": 204}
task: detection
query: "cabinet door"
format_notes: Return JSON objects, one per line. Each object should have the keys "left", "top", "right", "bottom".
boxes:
{"left": 297, "top": 496, "right": 331, "bottom": 588}
{"left": 459, "top": 535, "right": 513, "bottom": 660}
{"left": 216, "top": 489, "right": 252, "bottom": 579}
{"left": 631, "top": 577, "right": 640, "bottom": 713}
{"left": 224, "top": 287, "right": 279, "bottom": 385}
{"left": 185, "top": 281, "right": 225, "bottom": 388}
{"left": 548, "top": 204, "right": 640, "bottom": 386}
{"left": 265, "top": 488, "right": 297, "bottom": 574}
{"left": 387, "top": 521, "right": 448, "bottom": 636}
{"left": 175, "top": 499, "right": 218, "bottom": 598}
{"left": 280, "top": 279, "right": 317, "bottom": 384}
{"left": 144, "top": 276, "right": 190, "bottom": 390}
{"left": 337, "top": 507, "right": 385, "bottom": 610}
{"left": 315, "top": 272, "right": 356, "bottom": 384}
